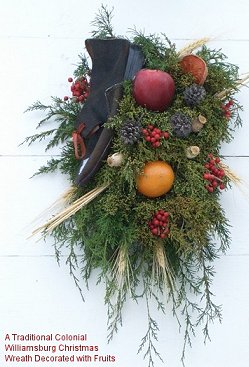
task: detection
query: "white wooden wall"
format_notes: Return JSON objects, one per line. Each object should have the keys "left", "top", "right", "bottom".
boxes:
{"left": 1, "top": 1, "right": 249, "bottom": 366}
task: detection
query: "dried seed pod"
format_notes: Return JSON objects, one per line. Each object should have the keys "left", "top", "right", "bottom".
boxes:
{"left": 192, "top": 114, "right": 207, "bottom": 132}
{"left": 107, "top": 152, "right": 124, "bottom": 167}
{"left": 170, "top": 112, "right": 192, "bottom": 138}
{"left": 186, "top": 146, "right": 200, "bottom": 159}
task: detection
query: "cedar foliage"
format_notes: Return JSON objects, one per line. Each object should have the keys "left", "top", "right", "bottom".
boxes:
{"left": 24, "top": 6, "right": 242, "bottom": 367}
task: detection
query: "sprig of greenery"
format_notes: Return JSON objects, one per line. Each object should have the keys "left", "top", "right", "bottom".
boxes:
{"left": 138, "top": 287, "right": 164, "bottom": 367}
{"left": 73, "top": 54, "right": 91, "bottom": 79}
{"left": 31, "top": 158, "right": 62, "bottom": 177}
{"left": 91, "top": 4, "right": 115, "bottom": 39}
{"left": 21, "top": 129, "right": 57, "bottom": 146}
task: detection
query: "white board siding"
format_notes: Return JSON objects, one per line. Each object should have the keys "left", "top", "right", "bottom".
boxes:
{"left": 1, "top": 1, "right": 249, "bottom": 366}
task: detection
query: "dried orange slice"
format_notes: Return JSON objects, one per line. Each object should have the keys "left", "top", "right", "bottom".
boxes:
{"left": 180, "top": 55, "right": 208, "bottom": 85}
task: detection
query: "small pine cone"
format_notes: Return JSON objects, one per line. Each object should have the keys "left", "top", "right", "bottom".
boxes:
{"left": 184, "top": 84, "right": 206, "bottom": 107}
{"left": 170, "top": 112, "right": 192, "bottom": 138}
{"left": 120, "top": 119, "right": 142, "bottom": 145}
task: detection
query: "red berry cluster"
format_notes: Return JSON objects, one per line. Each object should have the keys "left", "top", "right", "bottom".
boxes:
{"left": 221, "top": 99, "right": 234, "bottom": 120}
{"left": 142, "top": 124, "right": 169, "bottom": 148}
{"left": 203, "top": 154, "right": 226, "bottom": 193}
{"left": 64, "top": 76, "right": 90, "bottom": 103}
{"left": 148, "top": 210, "right": 170, "bottom": 238}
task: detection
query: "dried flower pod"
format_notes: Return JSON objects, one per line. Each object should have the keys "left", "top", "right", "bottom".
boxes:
{"left": 186, "top": 146, "right": 200, "bottom": 159}
{"left": 107, "top": 152, "right": 124, "bottom": 167}
{"left": 170, "top": 112, "right": 192, "bottom": 138}
{"left": 192, "top": 114, "right": 207, "bottom": 132}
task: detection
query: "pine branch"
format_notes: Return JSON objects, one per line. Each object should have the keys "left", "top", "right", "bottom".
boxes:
{"left": 105, "top": 248, "right": 131, "bottom": 342}
{"left": 91, "top": 4, "right": 115, "bottom": 38}
{"left": 73, "top": 54, "right": 91, "bottom": 79}
{"left": 24, "top": 96, "right": 80, "bottom": 152}
{"left": 31, "top": 158, "right": 62, "bottom": 177}
{"left": 45, "top": 124, "right": 73, "bottom": 151}
{"left": 138, "top": 289, "right": 164, "bottom": 367}
{"left": 52, "top": 221, "right": 85, "bottom": 302}
{"left": 106, "top": 287, "right": 126, "bottom": 342}
{"left": 176, "top": 256, "right": 202, "bottom": 364}
{"left": 196, "top": 251, "right": 222, "bottom": 342}
{"left": 20, "top": 129, "right": 56, "bottom": 146}
{"left": 66, "top": 249, "right": 85, "bottom": 302}
{"left": 25, "top": 100, "right": 51, "bottom": 113}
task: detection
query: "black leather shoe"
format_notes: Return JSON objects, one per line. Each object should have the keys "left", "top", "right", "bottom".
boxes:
{"left": 75, "top": 40, "right": 144, "bottom": 186}
{"left": 75, "top": 38, "right": 130, "bottom": 138}
{"left": 75, "top": 83, "right": 124, "bottom": 186}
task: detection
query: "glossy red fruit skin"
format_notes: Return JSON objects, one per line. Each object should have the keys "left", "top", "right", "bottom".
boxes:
{"left": 133, "top": 69, "right": 175, "bottom": 112}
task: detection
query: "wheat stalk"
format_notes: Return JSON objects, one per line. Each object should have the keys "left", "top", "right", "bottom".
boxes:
{"left": 153, "top": 242, "right": 175, "bottom": 294}
{"left": 111, "top": 246, "right": 132, "bottom": 296}
{"left": 31, "top": 184, "right": 109, "bottom": 236}
{"left": 216, "top": 73, "right": 249, "bottom": 99}
{"left": 61, "top": 186, "right": 78, "bottom": 203}
{"left": 219, "top": 162, "right": 249, "bottom": 202}
{"left": 178, "top": 37, "right": 211, "bottom": 59}
{"left": 220, "top": 162, "right": 242, "bottom": 185}
{"left": 113, "top": 247, "right": 127, "bottom": 279}
{"left": 29, "top": 186, "right": 77, "bottom": 229}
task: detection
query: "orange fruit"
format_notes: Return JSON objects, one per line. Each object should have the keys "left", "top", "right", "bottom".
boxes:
{"left": 136, "top": 161, "right": 175, "bottom": 198}
{"left": 180, "top": 55, "right": 208, "bottom": 85}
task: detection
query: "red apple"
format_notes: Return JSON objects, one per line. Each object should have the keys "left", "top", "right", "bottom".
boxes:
{"left": 133, "top": 69, "right": 175, "bottom": 112}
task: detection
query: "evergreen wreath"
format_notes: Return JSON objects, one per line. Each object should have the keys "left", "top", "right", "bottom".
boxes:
{"left": 24, "top": 5, "right": 248, "bottom": 366}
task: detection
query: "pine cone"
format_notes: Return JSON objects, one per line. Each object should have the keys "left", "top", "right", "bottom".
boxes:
{"left": 170, "top": 112, "right": 192, "bottom": 138}
{"left": 184, "top": 84, "right": 206, "bottom": 107}
{"left": 120, "top": 120, "right": 142, "bottom": 145}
